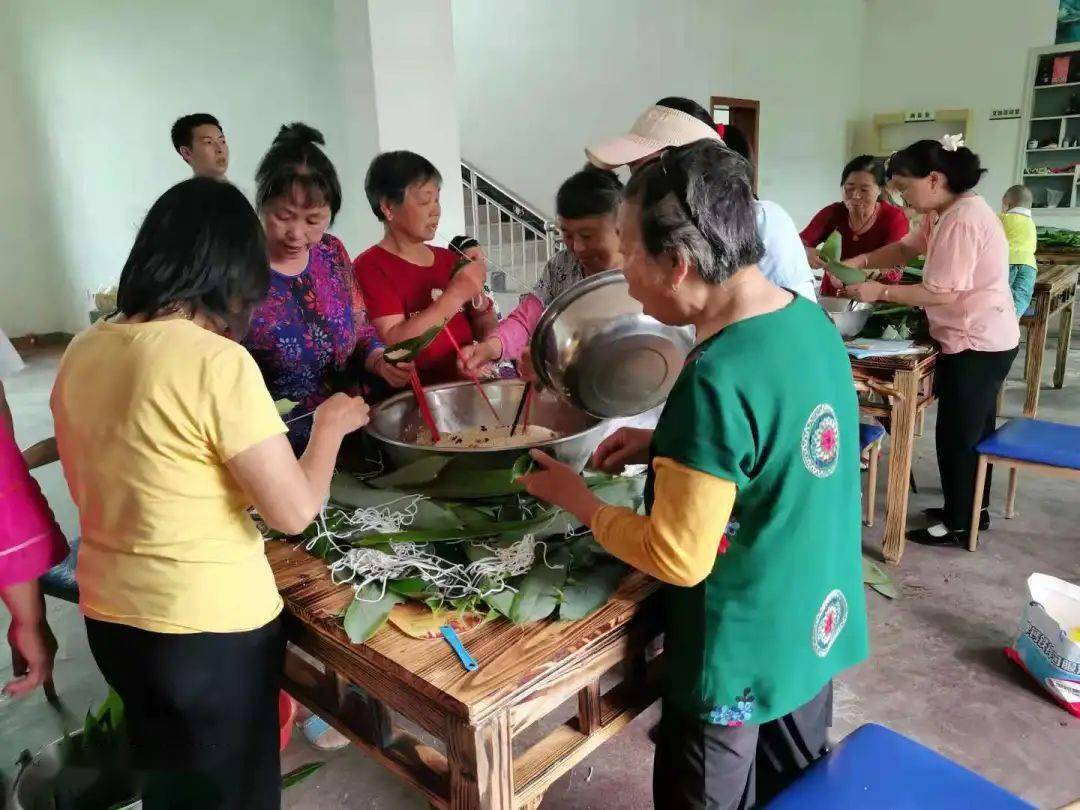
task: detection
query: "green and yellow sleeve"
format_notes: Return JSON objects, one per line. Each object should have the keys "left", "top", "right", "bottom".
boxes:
{"left": 592, "top": 457, "right": 736, "bottom": 587}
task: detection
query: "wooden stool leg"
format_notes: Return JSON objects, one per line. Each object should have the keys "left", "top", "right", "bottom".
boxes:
{"left": 1025, "top": 299, "right": 1050, "bottom": 417}
{"left": 968, "top": 456, "right": 989, "bottom": 552}
{"left": 448, "top": 713, "right": 513, "bottom": 810}
{"left": 1006, "top": 467, "right": 1019, "bottom": 519}
{"left": 915, "top": 408, "right": 925, "bottom": 438}
{"left": 865, "top": 442, "right": 880, "bottom": 528}
{"left": 1054, "top": 300, "right": 1074, "bottom": 390}
{"left": 882, "top": 370, "right": 920, "bottom": 564}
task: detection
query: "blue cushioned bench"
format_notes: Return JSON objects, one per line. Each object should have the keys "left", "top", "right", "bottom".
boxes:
{"left": 859, "top": 423, "right": 887, "bottom": 528}
{"left": 767, "top": 723, "right": 1033, "bottom": 809}
{"left": 969, "top": 418, "right": 1080, "bottom": 551}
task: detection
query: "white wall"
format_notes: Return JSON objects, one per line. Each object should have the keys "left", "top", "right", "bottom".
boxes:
{"left": 724, "top": 1, "right": 866, "bottom": 224}
{"left": 858, "top": 0, "right": 1058, "bottom": 214}
{"left": 368, "top": 0, "right": 465, "bottom": 238}
{"left": 1, "top": 0, "right": 366, "bottom": 333}
{"left": 0, "top": 0, "right": 471, "bottom": 336}
{"left": 452, "top": 0, "right": 865, "bottom": 228}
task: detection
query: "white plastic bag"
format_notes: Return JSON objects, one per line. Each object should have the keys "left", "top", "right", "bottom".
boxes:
{"left": 1006, "top": 573, "right": 1080, "bottom": 717}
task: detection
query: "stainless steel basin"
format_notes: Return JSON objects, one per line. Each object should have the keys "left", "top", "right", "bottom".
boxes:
{"left": 530, "top": 270, "right": 695, "bottom": 418}
{"left": 820, "top": 297, "right": 874, "bottom": 339}
{"left": 364, "top": 379, "right": 608, "bottom": 472}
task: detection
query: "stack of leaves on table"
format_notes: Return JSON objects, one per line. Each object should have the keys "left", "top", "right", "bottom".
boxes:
{"left": 265, "top": 452, "right": 646, "bottom": 643}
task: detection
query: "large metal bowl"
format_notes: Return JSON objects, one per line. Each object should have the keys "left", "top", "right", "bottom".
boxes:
{"left": 819, "top": 297, "right": 874, "bottom": 339}
{"left": 364, "top": 380, "right": 608, "bottom": 472}
{"left": 530, "top": 270, "right": 695, "bottom": 418}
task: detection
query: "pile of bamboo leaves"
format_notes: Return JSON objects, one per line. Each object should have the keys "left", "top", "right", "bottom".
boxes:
{"left": 280, "top": 453, "right": 646, "bottom": 643}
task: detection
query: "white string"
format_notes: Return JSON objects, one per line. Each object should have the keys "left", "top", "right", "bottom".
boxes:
{"left": 283, "top": 494, "right": 569, "bottom": 606}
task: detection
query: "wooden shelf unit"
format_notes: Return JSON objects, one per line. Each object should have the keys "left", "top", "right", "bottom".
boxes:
{"left": 1017, "top": 44, "right": 1080, "bottom": 212}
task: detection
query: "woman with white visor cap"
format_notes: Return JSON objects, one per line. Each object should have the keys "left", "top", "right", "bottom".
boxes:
{"left": 587, "top": 98, "right": 817, "bottom": 301}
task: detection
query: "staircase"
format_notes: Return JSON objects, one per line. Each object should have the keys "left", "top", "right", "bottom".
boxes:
{"left": 461, "top": 161, "right": 559, "bottom": 313}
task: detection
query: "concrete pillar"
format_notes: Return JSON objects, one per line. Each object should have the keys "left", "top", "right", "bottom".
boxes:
{"left": 335, "top": 0, "right": 465, "bottom": 247}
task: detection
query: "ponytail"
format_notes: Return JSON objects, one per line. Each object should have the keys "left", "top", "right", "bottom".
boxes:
{"left": 886, "top": 139, "right": 985, "bottom": 193}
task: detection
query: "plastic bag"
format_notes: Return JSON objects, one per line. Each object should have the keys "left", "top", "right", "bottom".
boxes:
{"left": 1005, "top": 573, "right": 1080, "bottom": 717}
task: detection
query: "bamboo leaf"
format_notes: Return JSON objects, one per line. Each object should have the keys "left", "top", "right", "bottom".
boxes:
{"left": 330, "top": 477, "right": 464, "bottom": 531}
{"left": 275, "top": 398, "right": 299, "bottom": 416}
{"left": 482, "top": 579, "right": 519, "bottom": 617}
{"left": 282, "top": 761, "right": 326, "bottom": 789}
{"left": 384, "top": 321, "right": 446, "bottom": 364}
{"left": 509, "top": 546, "right": 569, "bottom": 622}
{"left": 352, "top": 512, "right": 559, "bottom": 546}
{"left": 368, "top": 456, "right": 453, "bottom": 490}
{"left": 389, "top": 577, "right": 433, "bottom": 599}
{"left": 820, "top": 230, "right": 843, "bottom": 263}
{"left": 825, "top": 258, "right": 867, "bottom": 285}
{"left": 558, "top": 561, "right": 626, "bottom": 620}
{"left": 343, "top": 585, "right": 404, "bottom": 643}
{"left": 511, "top": 453, "right": 537, "bottom": 480}
{"left": 869, "top": 579, "right": 900, "bottom": 599}
{"left": 862, "top": 557, "right": 899, "bottom": 599}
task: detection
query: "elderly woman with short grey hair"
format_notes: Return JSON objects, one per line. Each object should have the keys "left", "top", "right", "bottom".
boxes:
{"left": 521, "top": 139, "right": 868, "bottom": 809}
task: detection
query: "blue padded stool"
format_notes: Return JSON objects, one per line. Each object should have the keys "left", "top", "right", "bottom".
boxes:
{"left": 767, "top": 723, "right": 1033, "bottom": 809}
{"left": 969, "top": 418, "right": 1080, "bottom": 551}
{"left": 859, "top": 423, "right": 887, "bottom": 528}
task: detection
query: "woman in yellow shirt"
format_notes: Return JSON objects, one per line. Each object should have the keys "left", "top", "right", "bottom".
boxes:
{"left": 51, "top": 178, "right": 369, "bottom": 809}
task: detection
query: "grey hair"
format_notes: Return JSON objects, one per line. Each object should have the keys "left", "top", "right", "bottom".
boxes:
{"left": 624, "top": 140, "right": 764, "bottom": 285}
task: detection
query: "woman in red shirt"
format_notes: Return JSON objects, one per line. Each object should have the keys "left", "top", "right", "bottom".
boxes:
{"left": 801, "top": 155, "right": 909, "bottom": 297}
{"left": 354, "top": 151, "right": 487, "bottom": 384}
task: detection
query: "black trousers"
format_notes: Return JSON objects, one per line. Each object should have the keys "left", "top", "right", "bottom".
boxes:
{"left": 86, "top": 615, "right": 286, "bottom": 810}
{"left": 653, "top": 682, "right": 833, "bottom": 810}
{"left": 934, "top": 347, "right": 1018, "bottom": 530}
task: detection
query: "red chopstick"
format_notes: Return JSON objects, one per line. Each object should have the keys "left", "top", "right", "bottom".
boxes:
{"left": 443, "top": 326, "right": 503, "bottom": 424}
{"left": 409, "top": 369, "right": 440, "bottom": 442}
{"left": 521, "top": 384, "right": 534, "bottom": 432}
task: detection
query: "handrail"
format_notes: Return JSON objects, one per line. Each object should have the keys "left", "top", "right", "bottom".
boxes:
{"left": 460, "top": 159, "right": 552, "bottom": 223}
{"left": 461, "top": 160, "right": 560, "bottom": 293}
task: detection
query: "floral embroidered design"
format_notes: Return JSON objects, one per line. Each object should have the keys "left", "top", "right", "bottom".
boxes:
{"left": 717, "top": 519, "right": 739, "bottom": 555}
{"left": 801, "top": 403, "right": 840, "bottom": 478}
{"left": 811, "top": 589, "right": 848, "bottom": 658}
{"left": 708, "top": 688, "right": 755, "bottom": 726}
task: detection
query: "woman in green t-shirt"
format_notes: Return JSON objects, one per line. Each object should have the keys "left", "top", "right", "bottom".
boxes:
{"left": 522, "top": 140, "right": 869, "bottom": 809}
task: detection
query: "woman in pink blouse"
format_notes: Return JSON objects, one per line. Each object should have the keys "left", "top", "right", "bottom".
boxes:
{"left": 842, "top": 139, "right": 1019, "bottom": 547}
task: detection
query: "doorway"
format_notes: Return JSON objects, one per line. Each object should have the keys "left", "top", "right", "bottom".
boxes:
{"left": 710, "top": 96, "right": 760, "bottom": 192}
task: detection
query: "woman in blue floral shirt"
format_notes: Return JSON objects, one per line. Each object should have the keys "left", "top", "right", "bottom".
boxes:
{"left": 243, "top": 123, "right": 410, "bottom": 453}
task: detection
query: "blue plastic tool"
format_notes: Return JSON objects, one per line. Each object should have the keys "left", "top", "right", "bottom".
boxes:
{"left": 440, "top": 625, "right": 478, "bottom": 671}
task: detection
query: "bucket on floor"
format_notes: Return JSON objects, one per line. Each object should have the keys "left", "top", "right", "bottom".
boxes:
{"left": 1005, "top": 573, "right": 1080, "bottom": 717}
{"left": 278, "top": 691, "right": 297, "bottom": 751}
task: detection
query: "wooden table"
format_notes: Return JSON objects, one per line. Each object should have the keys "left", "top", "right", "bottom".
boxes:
{"left": 268, "top": 541, "right": 663, "bottom": 809}
{"left": 850, "top": 347, "right": 938, "bottom": 565}
{"left": 1023, "top": 260, "right": 1079, "bottom": 416}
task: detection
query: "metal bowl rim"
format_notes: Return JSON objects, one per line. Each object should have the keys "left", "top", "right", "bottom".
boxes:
{"left": 529, "top": 269, "right": 629, "bottom": 391}
{"left": 362, "top": 379, "right": 604, "bottom": 454}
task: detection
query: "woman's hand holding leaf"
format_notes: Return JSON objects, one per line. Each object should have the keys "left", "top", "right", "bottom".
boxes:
{"left": 518, "top": 450, "right": 601, "bottom": 526}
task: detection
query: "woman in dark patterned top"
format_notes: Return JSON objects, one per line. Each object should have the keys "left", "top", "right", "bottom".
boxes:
{"left": 243, "top": 123, "right": 410, "bottom": 453}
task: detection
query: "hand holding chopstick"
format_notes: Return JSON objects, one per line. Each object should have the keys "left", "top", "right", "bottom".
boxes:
{"left": 443, "top": 326, "right": 503, "bottom": 425}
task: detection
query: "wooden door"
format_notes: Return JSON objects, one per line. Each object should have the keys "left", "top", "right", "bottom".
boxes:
{"left": 711, "top": 96, "right": 760, "bottom": 193}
